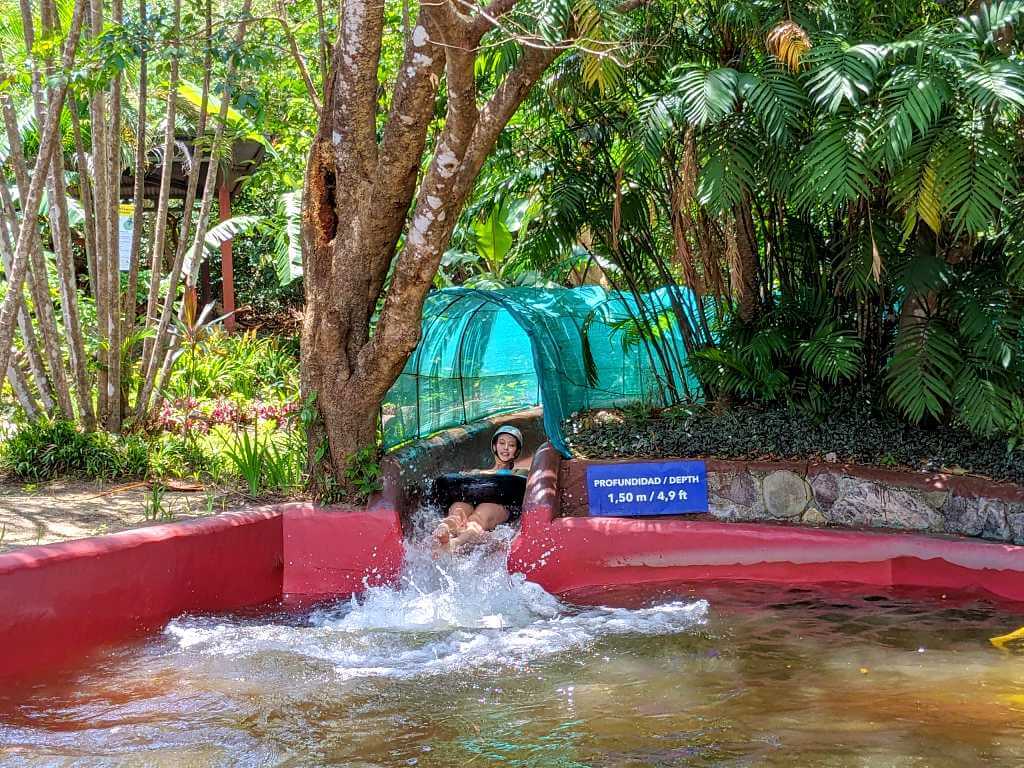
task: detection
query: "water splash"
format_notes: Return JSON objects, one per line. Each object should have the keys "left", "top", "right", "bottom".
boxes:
{"left": 165, "top": 509, "right": 708, "bottom": 680}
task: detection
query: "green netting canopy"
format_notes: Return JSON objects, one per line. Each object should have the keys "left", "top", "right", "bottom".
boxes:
{"left": 381, "top": 286, "right": 704, "bottom": 457}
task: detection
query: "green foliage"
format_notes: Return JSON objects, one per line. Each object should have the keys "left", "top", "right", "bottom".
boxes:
{"left": 222, "top": 424, "right": 304, "bottom": 497}
{"left": 790, "top": 117, "right": 878, "bottom": 209}
{"left": 483, "top": 0, "right": 1024, "bottom": 445}
{"left": 275, "top": 190, "right": 304, "bottom": 286}
{"left": 142, "top": 483, "right": 171, "bottom": 522}
{"left": 223, "top": 428, "right": 265, "bottom": 496}
{"left": 343, "top": 445, "right": 382, "bottom": 504}
{"left": 805, "top": 40, "right": 885, "bottom": 112}
{"left": 886, "top": 316, "right": 958, "bottom": 423}
{"left": 674, "top": 66, "right": 739, "bottom": 127}
{"left": 689, "top": 289, "right": 863, "bottom": 415}
{"left": 0, "top": 419, "right": 149, "bottom": 481}
{"left": 149, "top": 433, "right": 222, "bottom": 480}
{"left": 566, "top": 394, "right": 1024, "bottom": 485}
{"left": 162, "top": 329, "right": 299, "bottom": 402}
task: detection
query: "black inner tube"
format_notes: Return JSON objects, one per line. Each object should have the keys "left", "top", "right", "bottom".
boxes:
{"left": 425, "top": 472, "right": 527, "bottom": 520}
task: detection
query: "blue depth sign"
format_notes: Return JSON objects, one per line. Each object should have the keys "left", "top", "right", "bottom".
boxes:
{"left": 586, "top": 460, "right": 708, "bottom": 517}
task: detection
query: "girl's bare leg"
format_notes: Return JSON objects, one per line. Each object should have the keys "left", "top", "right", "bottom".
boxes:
{"left": 433, "top": 502, "right": 473, "bottom": 545}
{"left": 447, "top": 503, "right": 509, "bottom": 551}
{"left": 470, "top": 503, "right": 510, "bottom": 531}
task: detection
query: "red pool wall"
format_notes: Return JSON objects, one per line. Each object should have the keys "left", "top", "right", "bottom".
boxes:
{"left": 0, "top": 508, "right": 282, "bottom": 681}
{"left": 509, "top": 444, "right": 1024, "bottom": 603}
{"left": 282, "top": 503, "right": 404, "bottom": 599}
{"left": 0, "top": 501, "right": 406, "bottom": 682}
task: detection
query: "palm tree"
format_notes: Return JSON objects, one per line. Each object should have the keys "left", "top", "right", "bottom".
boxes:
{"left": 485, "top": 0, "right": 1024, "bottom": 434}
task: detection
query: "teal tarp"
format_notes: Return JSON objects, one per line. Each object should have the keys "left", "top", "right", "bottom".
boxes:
{"left": 381, "top": 286, "right": 703, "bottom": 457}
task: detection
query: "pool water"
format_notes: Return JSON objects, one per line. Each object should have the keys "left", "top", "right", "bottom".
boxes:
{"left": 2, "top": 525, "right": 1024, "bottom": 767}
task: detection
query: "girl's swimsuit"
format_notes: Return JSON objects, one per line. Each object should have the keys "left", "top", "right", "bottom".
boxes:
{"left": 426, "top": 472, "right": 527, "bottom": 521}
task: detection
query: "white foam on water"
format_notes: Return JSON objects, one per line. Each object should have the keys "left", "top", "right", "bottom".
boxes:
{"left": 165, "top": 510, "right": 708, "bottom": 680}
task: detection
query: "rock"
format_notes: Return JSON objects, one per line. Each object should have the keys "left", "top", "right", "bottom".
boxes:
{"left": 943, "top": 496, "right": 984, "bottom": 536}
{"left": 811, "top": 472, "right": 840, "bottom": 512}
{"left": 979, "top": 502, "right": 1011, "bottom": 541}
{"left": 802, "top": 507, "right": 827, "bottom": 526}
{"left": 828, "top": 483, "right": 942, "bottom": 531}
{"left": 715, "top": 472, "right": 758, "bottom": 507}
{"left": 1008, "top": 506, "right": 1024, "bottom": 546}
{"left": 762, "top": 470, "right": 811, "bottom": 519}
{"left": 824, "top": 452, "right": 838, "bottom": 463}
{"left": 709, "top": 472, "right": 762, "bottom": 521}
{"left": 942, "top": 496, "right": 1011, "bottom": 540}
{"left": 922, "top": 490, "right": 948, "bottom": 510}
{"left": 709, "top": 502, "right": 762, "bottom": 523}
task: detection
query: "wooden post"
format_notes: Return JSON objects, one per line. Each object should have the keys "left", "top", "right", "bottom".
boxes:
{"left": 218, "top": 181, "right": 236, "bottom": 331}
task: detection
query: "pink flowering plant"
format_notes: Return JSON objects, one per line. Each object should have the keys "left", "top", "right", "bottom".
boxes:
{"left": 152, "top": 395, "right": 300, "bottom": 435}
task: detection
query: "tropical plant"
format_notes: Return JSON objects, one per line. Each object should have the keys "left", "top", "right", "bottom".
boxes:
{"left": 494, "top": 0, "right": 1024, "bottom": 437}
{"left": 0, "top": 417, "right": 149, "bottom": 480}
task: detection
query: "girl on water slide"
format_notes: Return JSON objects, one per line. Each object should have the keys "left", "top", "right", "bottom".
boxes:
{"left": 432, "top": 426, "right": 526, "bottom": 551}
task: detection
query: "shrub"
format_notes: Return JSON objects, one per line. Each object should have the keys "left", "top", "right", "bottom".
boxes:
{"left": 0, "top": 419, "right": 150, "bottom": 481}
{"left": 222, "top": 424, "right": 304, "bottom": 497}
{"left": 566, "top": 391, "right": 1024, "bottom": 485}
{"left": 149, "top": 433, "right": 222, "bottom": 480}
{"left": 163, "top": 329, "right": 299, "bottom": 403}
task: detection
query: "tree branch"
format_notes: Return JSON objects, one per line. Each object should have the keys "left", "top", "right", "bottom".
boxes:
{"left": 329, "top": 0, "right": 387, "bottom": 175}
{"left": 362, "top": 10, "right": 447, "bottom": 312}
{"left": 269, "top": 4, "right": 322, "bottom": 116}
{"left": 358, "top": 43, "right": 558, "bottom": 385}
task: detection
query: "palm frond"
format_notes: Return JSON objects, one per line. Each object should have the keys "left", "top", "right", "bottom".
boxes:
{"left": 275, "top": 190, "right": 303, "bottom": 286}
{"left": 887, "top": 316, "right": 958, "bottom": 422}
{"left": 791, "top": 117, "right": 878, "bottom": 209}
{"left": 674, "top": 66, "right": 740, "bottom": 127}
{"left": 739, "top": 68, "right": 807, "bottom": 143}
{"left": 806, "top": 39, "right": 885, "bottom": 113}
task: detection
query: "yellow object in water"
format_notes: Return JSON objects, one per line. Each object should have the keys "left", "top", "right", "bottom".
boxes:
{"left": 989, "top": 626, "right": 1024, "bottom": 651}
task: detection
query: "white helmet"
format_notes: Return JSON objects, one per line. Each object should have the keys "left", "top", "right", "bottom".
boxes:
{"left": 491, "top": 425, "right": 524, "bottom": 459}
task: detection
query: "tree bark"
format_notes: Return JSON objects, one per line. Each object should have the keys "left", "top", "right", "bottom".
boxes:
{"left": 105, "top": 0, "right": 125, "bottom": 430}
{"left": 301, "top": 0, "right": 560, "bottom": 483}
{"left": 87, "top": 0, "right": 114, "bottom": 422}
{"left": 731, "top": 195, "right": 762, "bottom": 322}
{"left": 3, "top": 14, "right": 76, "bottom": 419}
{"left": 138, "top": 0, "right": 212, "bottom": 408}
{"left": 69, "top": 104, "right": 99, "bottom": 292}
{"left": 134, "top": 0, "right": 180, "bottom": 420}
{"left": 143, "top": 0, "right": 253, "bottom": 417}
{"left": 0, "top": 180, "right": 54, "bottom": 413}
{"left": 124, "top": 0, "right": 147, "bottom": 341}
{"left": 40, "top": 0, "right": 96, "bottom": 427}
{"left": 7, "top": 355, "right": 39, "bottom": 417}
{"left": 0, "top": 0, "right": 86, "bottom": 381}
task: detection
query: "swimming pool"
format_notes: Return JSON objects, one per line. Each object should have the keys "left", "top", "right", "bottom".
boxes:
{"left": 2, "top": 529, "right": 1023, "bottom": 767}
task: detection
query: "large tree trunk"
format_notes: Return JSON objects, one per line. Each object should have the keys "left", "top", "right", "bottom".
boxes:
{"left": 300, "top": 0, "right": 563, "bottom": 487}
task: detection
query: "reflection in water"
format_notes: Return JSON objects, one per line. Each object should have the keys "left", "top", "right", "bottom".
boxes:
{"left": 2, "top": 523, "right": 1024, "bottom": 767}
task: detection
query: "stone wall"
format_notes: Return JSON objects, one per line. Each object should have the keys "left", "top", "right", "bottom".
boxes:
{"left": 560, "top": 458, "right": 1024, "bottom": 545}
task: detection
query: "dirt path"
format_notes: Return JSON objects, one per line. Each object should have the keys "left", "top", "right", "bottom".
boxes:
{"left": 0, "top": 479, "right": 247, "bottom": 552}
